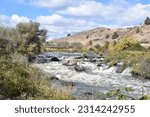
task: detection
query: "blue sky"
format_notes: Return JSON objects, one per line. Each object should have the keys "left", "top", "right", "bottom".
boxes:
{"left": 0, "top": 0, "right": 150, "bottom": 39}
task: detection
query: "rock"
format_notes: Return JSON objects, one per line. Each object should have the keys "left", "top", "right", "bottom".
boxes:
{"left": 97, "top": 62, "right": 102, "bottom": 67}
{"left": 62, "top": 59, "right": 78, "bottom": 66}
{"left": 99, "top": 57, "right": 104, "bottom": 62}
{"left": 89, "top": 58, "right": 97, "bottom": 63}
{"left": 84, "top": 92, "right": 92, "bottom": 95}
{"left": 50, "top": 76, "right": 59, "bottom": 80}
{"left": 75, "top": 56, "right": 83, "bottom": 59}
{"left": 74, "top": 62, "right": 95, "bottom": 72}
{"left": 74, "top": 65, "right": 85, "bottom": 72}
{"left": 51, "top": 57, "right": 60, "bottom": 61}
{"left": 87, "top": 52, "right": 98, "bottom": 59}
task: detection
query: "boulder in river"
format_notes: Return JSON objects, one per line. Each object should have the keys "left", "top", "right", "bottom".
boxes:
{"left": 62, "top": 59, "right": 78, "bottom": 66}
{"left": 51, "top": 57, "right": 60, "bottom": 61}
{"left": 74, "top": 65, "right": 86, "bottom": 72}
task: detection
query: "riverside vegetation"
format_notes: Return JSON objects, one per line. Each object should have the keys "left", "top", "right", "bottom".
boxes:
{"left": 1, "top": 19, "right": 150, "bottom": 100}
{"left": 0, "top": 22, "right": 72, "bottom": 100}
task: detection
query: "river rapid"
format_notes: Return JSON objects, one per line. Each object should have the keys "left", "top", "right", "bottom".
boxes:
{"left": 32, "top": 52, "right": 150, "bottom": 100}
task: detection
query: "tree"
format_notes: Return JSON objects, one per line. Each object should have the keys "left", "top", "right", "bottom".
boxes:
{"left": 16, "top": 21, "right": 47, "bottom": 60}
{"left": 144, "top": 17, "right": 150, "bottom": 25}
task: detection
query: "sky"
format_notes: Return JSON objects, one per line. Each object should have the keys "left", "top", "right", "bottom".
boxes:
{"left": 0, "top": 0, "right": 150, "bottom": 40}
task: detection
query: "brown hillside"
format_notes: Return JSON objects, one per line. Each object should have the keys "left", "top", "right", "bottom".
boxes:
{"left": 50, "top": 25, "right": 150, "bottom": 48}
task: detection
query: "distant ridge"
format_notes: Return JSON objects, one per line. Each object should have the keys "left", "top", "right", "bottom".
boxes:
{"left": 50, "top": 25, "right": 150, "bottom": 48}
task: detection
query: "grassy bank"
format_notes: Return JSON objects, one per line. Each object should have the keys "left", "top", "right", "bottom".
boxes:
{"left": 103, "top": 36, "right": 150, "bottom": 79}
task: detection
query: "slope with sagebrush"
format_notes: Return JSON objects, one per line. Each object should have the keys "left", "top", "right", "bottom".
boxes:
{"left": 50, "top": 25, "right": 150, "bottom": 48}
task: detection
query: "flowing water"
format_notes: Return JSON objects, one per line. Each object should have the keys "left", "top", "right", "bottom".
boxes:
{"left": 33, "top": 52, "right": 150, "bottom": 100}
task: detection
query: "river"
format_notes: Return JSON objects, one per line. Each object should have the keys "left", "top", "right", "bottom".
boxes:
{"left": 32, "top": 52, "right": 150, "bottom": 100}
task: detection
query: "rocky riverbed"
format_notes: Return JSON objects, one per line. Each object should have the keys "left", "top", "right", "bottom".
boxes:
{"left": 32, "top": 52, "right": 150, "bottom": 100}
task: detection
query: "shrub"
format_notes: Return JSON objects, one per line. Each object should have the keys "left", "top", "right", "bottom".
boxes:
{"left": 113, "top": 36, "right": 144, "bottom": 51}
{"left": 94, "top": 44, "right": 101, "bottom": 50}
{"left": 0, "top": 58, "right": 37, "bottom": 99}
{"left": 112, "top": 32, "right": 119, "bottom": 39}
{"left": 136, "top": 27, "right": 140, "bottom": 33}
{"left": 0, "top": 38, "right": 13, "bottom": 55}
{"left": 89, "top": 40, "right": 93, "bottom": 45}
{"left": 88, "top": 47, "right": 97, "bottom": 52}
{"left": 99, "top": 41, "right": 110, "bottom": 53}
{"left": 86, "top": 35, "right": 89, "bottom": 39}
{"left": 67, "top": 34, "right": 71, "bottom": 36}
{"left": 105, "top": 34, "right": 110, "bottom": 39}
{"left": 0, "top": 57, "right": 72, "bottom": 100}
{"left": 140, "top": 94, "right": 150, "bottom": 100}
{"left": 144, "top": 17, "right": 150, "bottom": 25}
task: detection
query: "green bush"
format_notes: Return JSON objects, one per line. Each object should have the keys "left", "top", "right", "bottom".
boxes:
{"left": 0, "top": 38, "right": 13, "bottom": 55}
{"left": 0, "top": 57, "right": 72, "bottom": 100}
{"left": 109, "top": 36, "right": 145, "bottom": 51}
{"left": 0, "top": 58, "right": 37, "bottom": 99}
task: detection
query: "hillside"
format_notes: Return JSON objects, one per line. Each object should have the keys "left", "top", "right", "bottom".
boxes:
{"left": 50, "top": 25, "right": 150, "bottom": 48}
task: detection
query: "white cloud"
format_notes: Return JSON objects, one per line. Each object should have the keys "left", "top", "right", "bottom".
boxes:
{"left": 36, "top": 14, "right": 97, "bottom": 27}
{"left": 35, "top": 14, "right": 99, "bottom": 39}
{"left": 11, "top": 14, "right": 30, "bottom": 23}
{"left": 58, "top": 0, "right": 150, "bottom": 25}
{"left": 29, "top": 0, "right": 89, "bottom": 9}
{"left": 0, "top": 15, "right": 13, "bottom": 26}
{"left": 1, "top": 0, "right": 150, "bottom": 39}
{"left": 0, "top": 14, "right": 30, "bottom": 27}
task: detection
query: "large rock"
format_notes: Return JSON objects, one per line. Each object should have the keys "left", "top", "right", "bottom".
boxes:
{"left": 74, "top": 65, "right": 86, "bottom": 72}
{"left": 51, "top": 57, "right": 60, "bottom": 61}
{"left": 74, "top": 62, "right": 95, "bottom": 72}
{"left": 62, "top": 59, "right": 78, "bottom": 66}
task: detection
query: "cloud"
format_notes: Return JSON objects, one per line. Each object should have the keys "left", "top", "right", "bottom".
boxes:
{"left": 11, "top": 14, "right": 30, "bottom": 23}
{"left": 58, "top": 0, "right": 150, "bottom": 25}
{"left": 1, "top": 0, "right": 150, "bottom": 39}
{"left": 35, "top": 14, "right": 99, "bottom": 39}
{"left": 29, "top": 0, "right": 95, "bottom": 10}
{"left": 0, "top": 13, "right": 98, "bottom": 39}
{"left": 35, "top": 14, "right": 96, "bottom": 27}
{"left": 0, "top": 15, "right": 13, "bottom": 26}
{"left": 0, "top": 14, "right": 30, "bottom": 26}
